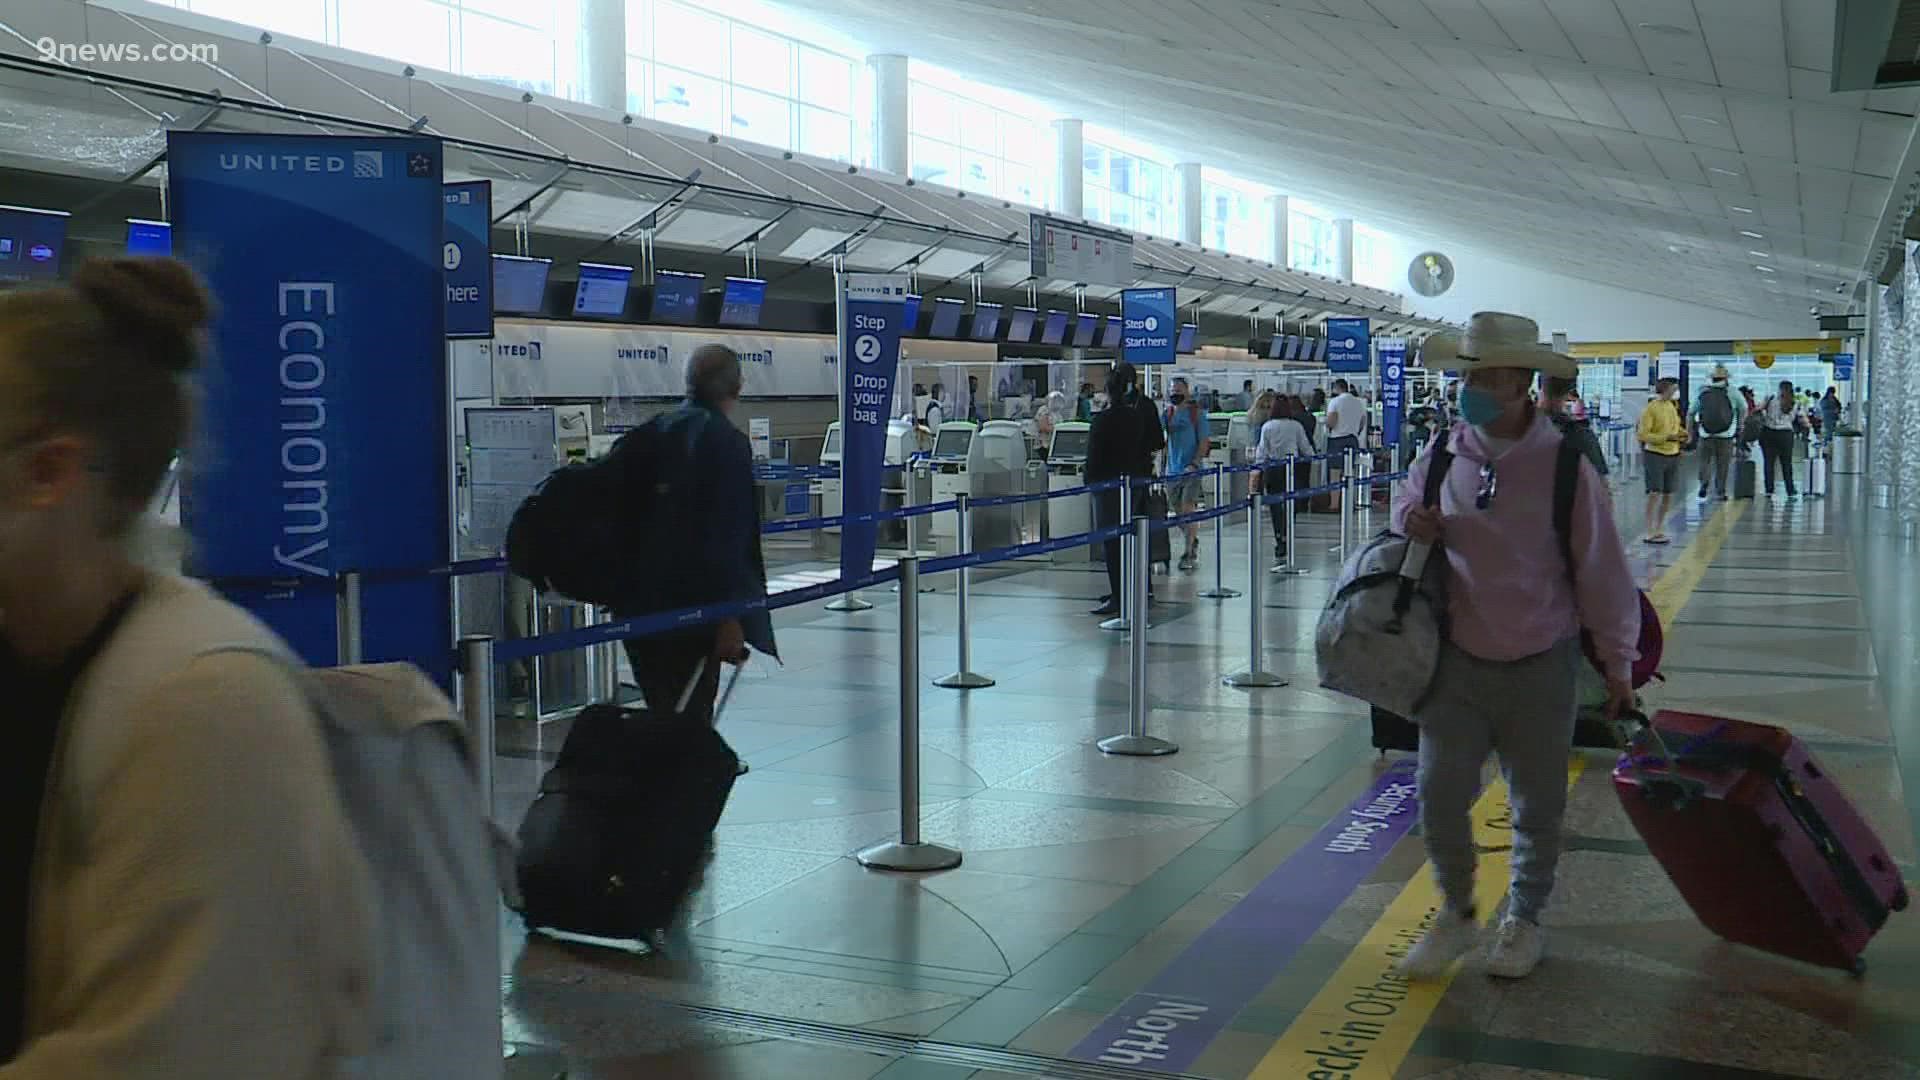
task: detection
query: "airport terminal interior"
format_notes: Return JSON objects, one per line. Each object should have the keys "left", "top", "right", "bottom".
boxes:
{"left": 7, "top": 0, "right": 1920, "bottom": 1077}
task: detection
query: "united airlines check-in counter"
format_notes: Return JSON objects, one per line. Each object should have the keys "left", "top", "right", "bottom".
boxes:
{"left": 1207, "top": 412, "right": 1253, "bottom": 509}
{"left": 1047, "top": 422, "right": 1096, "bottom": 561}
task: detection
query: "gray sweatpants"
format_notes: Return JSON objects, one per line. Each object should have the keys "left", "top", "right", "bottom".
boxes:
{"left": 1413, "top": 639, "right": 1579, "bottom": 925}
{"left": 1696, "top": 437, "right": 1734, "bottom": 496}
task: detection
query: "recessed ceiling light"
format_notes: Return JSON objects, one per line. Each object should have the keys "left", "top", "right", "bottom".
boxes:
{"left": 1730, "top": 205, "right": 1756, "bottom": 213}
{"left": 1748, "top": 249, "right": 1771, "bottom": 257}
{"left": 1754, "top": 264, "right": 1776, "bottom": 273}
{"left": 1679, "top": 114, "right": 1723, "bottom": 125}
{"left": 1638, "top": 21, "right": 1696, "bottom": 37}
{"left": 1739, "top": 229, "right": 1765, "bottom": 238}
{"left": 1708, "top": 166, "right": 1741, "bottom": 176}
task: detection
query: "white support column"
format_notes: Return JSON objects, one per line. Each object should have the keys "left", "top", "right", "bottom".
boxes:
{"left": 1334, "top": 217, "right": 1355, "bottom": 282}
{"left": 1267, "top": 194, "right": 1290, "bottom": 267}
{"left": 1174, "top": 162, "right": 1204, "bottom": 246}
{"left": 868, "top": 53, "right": 910, "bottom": 176}
{"left": 1052, "top": 118, "right": 1084, "bottom": 218}
{"left": 576, "top": 0, "right": 627, "bottom": 112}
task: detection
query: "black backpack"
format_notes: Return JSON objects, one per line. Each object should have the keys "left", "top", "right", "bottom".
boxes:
{"left": 505, "top": 408, "right": 708, "bottom": 609}
{"left": 1697, "top": 385, "right": 1735, "bottom": 437}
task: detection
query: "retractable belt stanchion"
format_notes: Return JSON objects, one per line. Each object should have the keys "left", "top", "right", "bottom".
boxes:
{"left": 1099, "top": 516, "right": 1178, "bottom": 757}
{"left": 1100, "top": 478, "right": 1135, "bottom": 633}
{"left": 458, "top": 635, "right": 497, "bottom": 810}
{"left": 336, "top": 571, "right": 364, "bottom": 665}
{"left": 1198, "top": 465, "right": 1241, "bottom": 600}
{"left": 859, "top": 556, "right": 963, "bottom": 872}
{"left": 1225, "top": 492, "right": 1287, "bottom": 689}
{"left": 935, "top": 493, "right": 994, "bottom": 689}
{"left": 1275, "top": 455, "right": 1309, "bottom": 576}
{"left": 1355, "top": 452, "right": 1374, "bottom": 535}
{"left": 1336, "top": 449, "right": 1355, "bottom": 560}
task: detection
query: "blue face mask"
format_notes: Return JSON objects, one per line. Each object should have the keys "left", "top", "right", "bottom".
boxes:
{"left": 1459, "top": 386, "right": 1505, "bottom": 426}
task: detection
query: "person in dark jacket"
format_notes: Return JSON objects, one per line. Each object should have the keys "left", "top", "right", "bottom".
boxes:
{"left": 1086, "top": 361, "right": 1165, "bottom": 615}
{"left": 621, "top": 345, "right": 775, "bottom": 731}
{"left": 1541, "top": 373, "right": 1608, "bottom": 477}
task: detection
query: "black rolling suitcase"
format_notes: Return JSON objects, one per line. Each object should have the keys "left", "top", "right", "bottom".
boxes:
{"left": 1144, "top": 484, "right": 1173, "bottom": 571}
{"left": 1734, "top": 453, "right": 1758, "bottom": 499}
{"left": 516, "top": 663, "right": 742, "bottom": 940}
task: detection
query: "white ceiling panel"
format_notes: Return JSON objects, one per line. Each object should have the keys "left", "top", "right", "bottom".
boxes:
{"left": 1782, "top": 0, "right": 1836, "bottom": 72}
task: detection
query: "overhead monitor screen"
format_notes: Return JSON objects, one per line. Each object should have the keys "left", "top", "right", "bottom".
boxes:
{"left": 1309, "top": 337, "right": 1327, "bottom": 363}
{"left": 650, "top": 269, "right": 703, "bottom": 324}
{"left": 125, "top": 218, "right": 172, "bottom": 256}
{"left": 491, "top": 255, "right": 553, "bottom": 314}
{"left": 1267, "top": 336, "right": 1287, "bottom": 360}
{"left": 1176, "top": 323, "right": 1198, "bottom": 353}
{"left": 1040, "top": 310, "right": 1069, "bottom": 345}
{"left": 902, "top": 293, "right": 923, "bottom": 329}
{"left": 1288, "top": 335, "right": 1308, "bottom": 361}
{"left": 718, "top": 276, "right": 767, "bottom": 327}
{"left": 1071, "top": 312, "right": 1099, "bottom": 347}
{"left": 969, "top": 302, "right": 1002, "bottom": 340}
{"left": 928, "top": 298, "right": 965, "bottom": 338}
{"left": 1100, "top": 315, "right": 1123, "bottom": 348}
{"left": 0, "top": 204, "right": 70, "bottom": 283}
{"left": 572, "top": 262, "right": 633, "bottom": 318}
{"left": 933, "top": 427, "right": 973, "bottom": 459}
{"left": 1006, "top": 306, "right": 1037, "bottom": 342}
{"left": 1050, "top": 427, "right": 1090, "bottom": 460}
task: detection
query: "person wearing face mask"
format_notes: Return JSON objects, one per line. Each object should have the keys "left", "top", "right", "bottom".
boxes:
{"left": 1159, "top": 377, "right": 1211, "bottom": 571}
{"left": 619, "top": 345, "right": 775, "bottom": 728}
{"left": 1086, "top": 361, "right": 1165, "bottom": 615}
{"left": 1393, "top": 312, "right": 1640, "bottom": 982}
{"left": 1635, "top": 377, "right": 1685, "bottom": 544}
{"left": 0, "top": 257, "right": 376, "bottom": 1075}
{"left": 1692, "top": 365, "right": 1738, "bottom": 502}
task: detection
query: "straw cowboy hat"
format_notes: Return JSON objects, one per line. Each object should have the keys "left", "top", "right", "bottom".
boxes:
{"left": 1421, "top": 312, "right": 1577, "bottom": 379}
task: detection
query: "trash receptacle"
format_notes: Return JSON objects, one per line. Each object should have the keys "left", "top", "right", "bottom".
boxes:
{"left": 1833, "top": 432, "right": 1863, "bottom": 475}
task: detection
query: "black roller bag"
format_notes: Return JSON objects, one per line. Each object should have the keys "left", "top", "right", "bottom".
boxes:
{"left": 516, "top": 666, "right": 741, "bottom": 939}
{"left": 1144, "top": 484, "right": 1173, "bottom": 571}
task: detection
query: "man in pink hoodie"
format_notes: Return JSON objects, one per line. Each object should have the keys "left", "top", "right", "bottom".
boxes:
{"left": 1392, "top": 313, "right": 1641, "bottom": 981}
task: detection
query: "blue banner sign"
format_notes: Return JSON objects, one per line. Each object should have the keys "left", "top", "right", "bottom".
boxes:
{"left": 839, "top": 273, "right": 909, "bottom": 584}
{"left": 1622, "top": 355, "right": 1641, "bottom": 379}
{"left": 1325, "top": 316, "right": 1371, "bottom": 373}
{"left": 1121, "top": 286, "right": 1177, "bottom": 365}
{"left": 170, "top": 132, "right": 450, "bottom": 677}
{"left": 444, "top": 180, "right": 492, "bottom": 338}
{"left": 1834, "top": 351, "right": 1855, "bottom": 383}
{"left": 1378, "top": 338, "right": 1407, "bottom": 448}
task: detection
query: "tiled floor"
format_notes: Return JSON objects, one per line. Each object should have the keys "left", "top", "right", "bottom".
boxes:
{"left": 495, "top": 475, "right": 1920, "bottom": 1079}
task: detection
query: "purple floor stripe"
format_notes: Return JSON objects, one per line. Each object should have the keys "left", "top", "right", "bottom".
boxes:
{"left": 1066, "top": 760, "right": 1420, "bottom": 1072}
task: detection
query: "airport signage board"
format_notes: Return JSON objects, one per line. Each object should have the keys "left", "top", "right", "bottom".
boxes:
{"left": 443, "top": 180, "right": 492, "bottom": 338}
{"left": 1621, "top": 353, "right": 1645, "bottom": 380}
{"left": 169, "top": 132, "right": 449, "bottom": 676}
{"left": 1325, "top": 316, "right": 1371, "bottom": 373}
{"left": 1834, "top": 351, "right": 1855, "bottom": 382}
{"left": 1378, "top": 338, "right": 1407, "bottom": 448}
{"left": 1029, "top": 213, "right": 1135, "bottom": 286}
{"left": 839, "top": 272, "right": 910, "bottom": 585}
{"left": 1121, "top": 286, "right": 1177, "bottom": 365}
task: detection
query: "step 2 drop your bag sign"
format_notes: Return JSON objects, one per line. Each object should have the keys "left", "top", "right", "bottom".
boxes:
{"left": 839, "top": 272, "right": 909, "bottom": 583}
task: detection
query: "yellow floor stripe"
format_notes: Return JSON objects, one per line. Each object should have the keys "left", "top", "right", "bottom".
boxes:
{"left": 1247, "top": 501, "right": 1744, "bottom": 1079}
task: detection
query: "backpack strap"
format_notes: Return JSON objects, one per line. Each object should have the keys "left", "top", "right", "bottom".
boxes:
{"left": 1422, "top": 428, "right": 1453, "bottom": 509}
{"left": 1552, "top": 434, "right": 1582, "bottom": 582}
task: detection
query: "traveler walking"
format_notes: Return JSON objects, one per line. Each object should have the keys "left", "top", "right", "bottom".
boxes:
{"left": 1757, "top": 379, "right": 1805, "bottom": 501}
{"left": 1160, "top": 377, "right": 1211, "bottom": 571}
{"left": 1820, "top": 387, "right": 1844, "bottom": 437}
{"left": 1636, "top": 376, "right": 1685, "bottom": 544}
{"left": 1393, "top": 312, "right": 1640, "bottom": 982}
{"left": 619, "top": 345, "right": 776, "bottom": 728}
{"left": 1252, "top": 391, "right": 1314, "bottom": 566}
{"left": 1087, "top": 362, "right": 1164, "bottom": 615}
{"left": 0, "top": 257, "right": 376, "bottom": 1074}
{"left": 1692, "top": 365, "right": 1739, "bottom": 501}
{"left": 1540, "top": 374, "right": 1607, "bottom": 477}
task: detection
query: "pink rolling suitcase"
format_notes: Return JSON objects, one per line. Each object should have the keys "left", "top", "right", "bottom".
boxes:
{"left": 1614, "top": 710, "right": 1908, "bottom": 973}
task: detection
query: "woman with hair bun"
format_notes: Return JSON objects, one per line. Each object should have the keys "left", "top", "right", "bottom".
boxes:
{"left": 0, "top": 258, "right": 374, "bottom": 1076}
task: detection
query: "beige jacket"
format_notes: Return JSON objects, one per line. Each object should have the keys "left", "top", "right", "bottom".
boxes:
{"left": 6, "top": 574, "right": 375, "bottom": 1079}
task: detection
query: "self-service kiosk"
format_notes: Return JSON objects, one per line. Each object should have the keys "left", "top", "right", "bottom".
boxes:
{"left": 1046, "top": 422, "right": 1095, "bottom": 561}
{"left": 969, "top": 420, "right": 1030, "bottom": 552}
{"left": 927, "top": 422, "right": 976, "bottom": 552}
{"left": 819, "top": 421, "right": 843, "bottom": 530}
{"left": 1206, "top": 413, "right": 1253, "bottom": 509}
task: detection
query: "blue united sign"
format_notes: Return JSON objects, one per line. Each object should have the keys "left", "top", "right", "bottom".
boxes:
{"left": 1325, "top": 317, "right": 1371, "bottom": 373}
{"left": 443, "top": 180, "right": 492, "bottom": 338}
{"left": 839, "top": 273, "right": 909, "bottom": 584}
{"left": 1121, "top": 287, "right": 1177, "bottom": 365}
{"left": 169, "top": 132, "right": 449, "bottom": 677}
{"left": 1378, "top": 339, "right": 1407, "bottom": 448}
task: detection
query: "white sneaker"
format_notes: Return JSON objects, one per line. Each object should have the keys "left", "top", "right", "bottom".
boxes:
{"left": 1485, "top": 916, "right": 1545, "bottom": 979}
{"left": 1396, "top": 908, "right": 1479, "bottom": 980}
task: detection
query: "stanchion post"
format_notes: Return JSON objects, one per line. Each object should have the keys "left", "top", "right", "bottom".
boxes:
{"left": 1276, "top": 455, "right": 1309, "bottom": 576}
{"left": 1355, "top": 452, "right": 1374, "bottom": 531}
{"left": 1198, "top": 465, "right": 1240, "bottom": 600}
{"left": 1100, "top": 478, "right": 1135, "bottom": 632}
{"left": 859, "top": 557, "right": 964, "bottom": 871}
{"left": 935, "top": 494, "right": 994, "bottom": 689}
{"left": 458, "top": 635, "right": 497, "bottom": 810}
{"left": 1225, "top": 493, "right": 1287, "bottom": 688}
{"left": 1336, "top": 449, "right": 1355, "bottom": 559}
{"left": 1100, "top": 516, "right": 1178, "bottom": 757}
{"left": 336, "top": 570, "right": 363, "bottom": 665}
